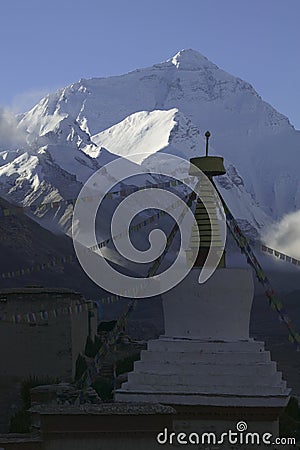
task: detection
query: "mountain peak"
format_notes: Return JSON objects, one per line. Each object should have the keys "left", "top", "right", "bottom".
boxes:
{"left": 169, "top": 49, "right": 218, "bottom": 70}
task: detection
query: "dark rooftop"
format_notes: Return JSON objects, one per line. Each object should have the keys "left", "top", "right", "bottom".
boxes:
{"left": 0, "top": 433, "right": 42, "bottom": 444}
{"left": 0, "top": 287, "right": 80, "bottom": 295}
{"left": 29, "top": 403, "right": 176, "bottom": 416}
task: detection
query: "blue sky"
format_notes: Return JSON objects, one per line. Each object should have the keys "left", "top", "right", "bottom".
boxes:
{"left": 1, "top": 0, "right": 300, "bottom": 128}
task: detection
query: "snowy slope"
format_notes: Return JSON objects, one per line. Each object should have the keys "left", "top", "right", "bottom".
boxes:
{"left": 92, "top": 109, "right": 179, "bottom": 163}
{"left": 0, "top": 49, "right": 299, "bottom": 240}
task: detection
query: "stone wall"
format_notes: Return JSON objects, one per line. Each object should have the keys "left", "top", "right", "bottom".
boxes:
{"left": 0, "top": 288, "right": 96, "bottom": 382}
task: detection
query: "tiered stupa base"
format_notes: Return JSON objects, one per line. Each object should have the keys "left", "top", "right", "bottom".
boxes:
{"left": 115, "top": 269, "right": 290, "bottom": 443}
{"left": 115, "top": 338, "right": 288, "bottom": 409}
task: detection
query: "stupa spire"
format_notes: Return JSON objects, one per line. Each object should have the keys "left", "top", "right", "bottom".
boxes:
{"left": 187, "top": 131, "right": 226, "bottom": 268}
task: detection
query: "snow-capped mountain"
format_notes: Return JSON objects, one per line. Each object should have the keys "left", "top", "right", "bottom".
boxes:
{"left": 1, "top": 49, "right": 300, "bottom": 239}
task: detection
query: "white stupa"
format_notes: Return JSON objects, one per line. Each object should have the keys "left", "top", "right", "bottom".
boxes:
{"left": 115, "top": 133, "right": 290, "bottom": 441}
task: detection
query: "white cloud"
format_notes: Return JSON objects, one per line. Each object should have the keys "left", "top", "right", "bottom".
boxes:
{"left": 0, "top": 108, "right": 27, "bottom": 150}
{"left": 263, "top": 210, "right": 300, "bottom": 259}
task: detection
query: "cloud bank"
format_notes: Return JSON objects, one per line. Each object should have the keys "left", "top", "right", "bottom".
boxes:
{"left": 264, "top": 210, "right": 300, "bottom": 259}
{"left": 0, "top": 108, "right": 27, "bottom": 150}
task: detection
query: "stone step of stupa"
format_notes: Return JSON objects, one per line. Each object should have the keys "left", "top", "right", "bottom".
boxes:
{"left": 140, "top": 349, "right": 271, "bottom": 364}
{"left": 126, "top": 370, "right": 283, "bottom": 388}
{"left": 133, "top": 360, "right": 277, "bottom": 376}
{"left": 115, "top": 389, "right": 289, "bottom": 408}
{"left": 147, "top": 339, "right": 265, "bottom": 353}
{"left": 119, "top": 381, "right": 288, "bottom": 397}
